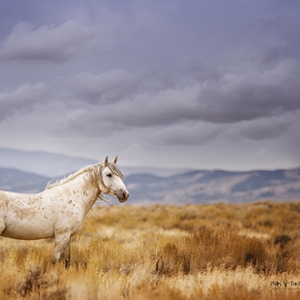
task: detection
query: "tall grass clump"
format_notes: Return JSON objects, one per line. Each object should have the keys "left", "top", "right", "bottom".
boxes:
{"left": 156, "top": 227, "right": 269, "bottom": 275}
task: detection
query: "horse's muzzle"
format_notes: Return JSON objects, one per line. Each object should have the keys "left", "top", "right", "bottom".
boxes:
{"left": 118, "top": 190, "right": 129, "bottom": 203}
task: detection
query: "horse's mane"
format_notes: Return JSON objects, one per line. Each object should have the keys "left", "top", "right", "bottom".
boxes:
{"left": 46, "top": 164, "right": 99, "bottom": 190}
{"left": 46, "top": 161, "right": 124, "bottom": 190}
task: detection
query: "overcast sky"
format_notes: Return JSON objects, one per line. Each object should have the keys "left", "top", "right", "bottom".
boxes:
{"left": 0, "top": 0, "right": 299, "bottom": 171}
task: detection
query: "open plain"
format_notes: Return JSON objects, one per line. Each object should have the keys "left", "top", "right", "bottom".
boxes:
{"left": 1, "top": 201, "right": 300, "bottom": 299}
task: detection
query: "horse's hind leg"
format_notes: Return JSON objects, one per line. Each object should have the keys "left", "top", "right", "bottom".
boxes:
{"left": 52, "top": 233, "right": 71, "bottom": 268}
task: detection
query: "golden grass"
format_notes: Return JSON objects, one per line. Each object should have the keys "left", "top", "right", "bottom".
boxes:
{"left": 1, "top": 201, "right": 300, "bottom": 299}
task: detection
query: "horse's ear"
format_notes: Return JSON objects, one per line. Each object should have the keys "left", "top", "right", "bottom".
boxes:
{"left": 113, "top": 156, "right": 118, "bottom": 164}
{"left": 104, "top": 156, "right": 108, "bottom": 166}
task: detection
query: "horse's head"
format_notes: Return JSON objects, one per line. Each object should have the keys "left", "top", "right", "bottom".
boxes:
{"left": 100, "top": 156, "right": 129, "bottom": 203}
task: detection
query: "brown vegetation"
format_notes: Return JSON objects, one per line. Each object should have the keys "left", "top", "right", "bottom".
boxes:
{"left": 1, "top": 201, "right": 300, "bottom": 299}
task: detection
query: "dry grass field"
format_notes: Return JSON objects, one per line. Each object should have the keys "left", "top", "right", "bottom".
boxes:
{"left": 1, "top": 201, "right": 300, "bottom": 299}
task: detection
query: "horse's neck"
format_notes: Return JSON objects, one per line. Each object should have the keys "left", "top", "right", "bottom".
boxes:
{"left": 61, "top": 171, "right": 100, "bottom": 216}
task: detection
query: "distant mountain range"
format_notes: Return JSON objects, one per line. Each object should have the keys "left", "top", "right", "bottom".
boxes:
{"left": 125, "top": 168, "right": 300, "bottom": 204}
{"left": 0, "top": 166, "right": 299, "bottom": 204}
{"left": 0, "top": 148, "right": 299, "bottom": 203}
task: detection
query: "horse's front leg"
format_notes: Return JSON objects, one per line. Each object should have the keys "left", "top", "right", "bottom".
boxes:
{"left": 64, "top": 239, "right": 71, "bottom": 269}
{"left": 0, "top": 218, "right": 5, "bottom": 236}
{"left": 52, "top": 232, "right": 71, "bottom": 269}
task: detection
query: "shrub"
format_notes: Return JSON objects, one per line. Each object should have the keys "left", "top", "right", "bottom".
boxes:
{"left": 15, "top": 266, "right": 67, "bottom": 299}
{"left": 155, "top": 227, "right": 271, "bottom": 275}
{"left": 274, "top": 234, "right": 292, "bottom": 248}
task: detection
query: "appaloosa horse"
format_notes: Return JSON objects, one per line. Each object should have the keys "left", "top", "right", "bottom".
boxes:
{"left": 0, "top": 156, "right": 129, "bottom": 267}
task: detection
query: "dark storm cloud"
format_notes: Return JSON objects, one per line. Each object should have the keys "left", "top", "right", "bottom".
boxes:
{"left": 236, "top": 118, "right": 293, "bottom": 141}
{"left": 80, "top": 59, "right": 299, "bottom": 128}
{"left": 0, "top": 69, "right": 176, "bottom": 123}
{"left": 195, "top": 60, "right": 300, "bottom": 123}
{"left": 0, "top": 20, "right": 103, "bottom": 63}
{"left": 63, "top": 70, "right": 172, "bottom": 104}
{"left": 0, "top": 83, "right": 48, "bottom": 121}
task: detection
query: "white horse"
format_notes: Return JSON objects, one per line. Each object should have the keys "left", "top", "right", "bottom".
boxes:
{"left": 0, "top": 156, "right": 129, "bottom": 267}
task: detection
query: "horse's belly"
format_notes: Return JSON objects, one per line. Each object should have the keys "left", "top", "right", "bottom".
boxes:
{"left": 0, "top": 192, "right": 55, "bottom": 240}
{"left": 2, "top": 218, "right": 54, "bottom": 240}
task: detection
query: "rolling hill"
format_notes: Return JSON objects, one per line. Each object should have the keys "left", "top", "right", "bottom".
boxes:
{"left": 125, "top": 168, "right": 300, "bottom": 204}
{"left": 0, "top": 166, "right": 299, "bottom": 203}
{"left": 0, "top": 168, "right": 51, "bottom": 193}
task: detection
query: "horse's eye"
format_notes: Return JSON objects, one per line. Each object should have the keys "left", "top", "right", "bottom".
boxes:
{"left": 107, "top": 173, "right": 112, "bottom": 178}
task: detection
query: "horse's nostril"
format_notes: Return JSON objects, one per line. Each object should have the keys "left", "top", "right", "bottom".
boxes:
{"left": 123, "top": 192, "right": 126, "bottom": 197}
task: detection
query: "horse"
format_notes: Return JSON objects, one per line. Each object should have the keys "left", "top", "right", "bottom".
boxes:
{"left": 0, "top": 156, "right": 129, "bottom": 268}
